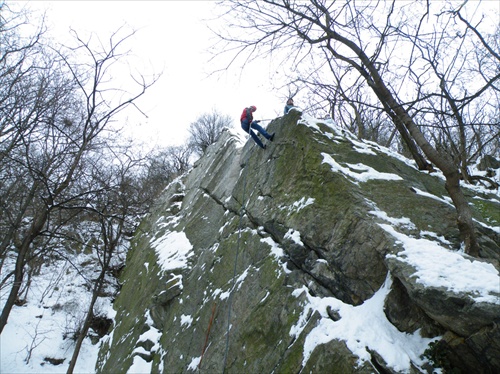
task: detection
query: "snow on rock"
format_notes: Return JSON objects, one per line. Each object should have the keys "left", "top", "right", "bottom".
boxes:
{"left": 151, "top": 230, "right": 194, "bottom": 271}
{"left": 293, "top": 275, "right": 436, "bottom": 372}
{"left": 322, "top": 152, "right": 403, "bottom": 183}
{"left": 369, "top": 210, "right": 416, "bottom": 230}
{"left": 97, "top": 110, "right": 500, "bottom": 373}
{"left": 187, "top": 356, "right": 201, "bottom": 371}
{"left": 261, "top": 236, "right": 291, "bottom": 275}
{"left": 129, "top": 311, "right": 163, "bottom": 373}
{"left": 382, "top": 224, "right": 500, "bottom": 304}
{"left": 292, "top": 197, "right": 315, "bottom": 212}
{"left": 284, "top": 228, "right": 304, "bottom": 245}
{"left": 411, "top": 187, "right": 454, "bottom": 207}
{"left": 180, "top": 314, "right": 194, "bottom": 327}
{"left": 128, "top": 354, "right": 152, "bottom": 374}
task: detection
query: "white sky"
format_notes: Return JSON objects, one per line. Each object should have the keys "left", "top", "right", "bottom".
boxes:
{"left": 21, "top": 1, "right": 285, "bottom": 148}
{"left": 17, "top": 0, "right": 499, "bottom": 150}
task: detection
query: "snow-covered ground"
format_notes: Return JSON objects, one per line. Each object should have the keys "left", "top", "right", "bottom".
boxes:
{"left": 0, "top": 252, "right": 118, "bottom": 374}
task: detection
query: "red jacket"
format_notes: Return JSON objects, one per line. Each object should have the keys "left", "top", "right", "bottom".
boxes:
{"left": 240, "top": 107, "right": 253, "bottom": 123}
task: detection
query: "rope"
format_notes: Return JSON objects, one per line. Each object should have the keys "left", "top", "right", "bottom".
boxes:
{"left": 199, "top": 302, "right": 217, "bottom": 370}
{"left": 184, "top": 243, "right": 212, "bottom": 373}
{"left": 222, "top": 132, "right": 253, "bottom": 373}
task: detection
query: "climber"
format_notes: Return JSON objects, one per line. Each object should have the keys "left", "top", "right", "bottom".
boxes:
{"left": 240, "top": 105, "right": 275, "bottom": 149}
{"left": 284, "top": 98, "right": 294, "bottom": 115}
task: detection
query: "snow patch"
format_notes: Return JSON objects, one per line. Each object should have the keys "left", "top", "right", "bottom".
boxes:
{"left": 151, "top": 231, "right": 193, "bottom": 271}
{"left": 381, "top": 224, "right": 500, "bottom": 304}
{"left": 129, "top": 354, "right": 152, "bottom": 373}
{"left": 411, "top": 187, "right": 454, "bottom": 207}
{"left": 322, "top": 153, "right": 403, "bottom": 183}
{"left": 187, "top": 356, "right": 201, "bottom": 371}
{"left": 369, "top": 210, "right": 416, "bottom": 230}
{"left": 235, "top": 266, "right": 251, "bottom": 290}
{"left": 261, "top": 237, "right": 291, "bottom": 274}
{"left": 260, "top": 291, "right": 270, "bottom": 303}
{"left": 180, "top": 314, "right": 193, "bottom": 327}
{"left": 294, "top": 275, "right": 437, "bottom": 372}
{"left": 292, "top": 197, "right": 315, "bottom": 211}
{"left": 284, "top": 229, "right": 304, "bottom": 245}
{"left": 213, "top": 288, "right": 230, "bottom": 301}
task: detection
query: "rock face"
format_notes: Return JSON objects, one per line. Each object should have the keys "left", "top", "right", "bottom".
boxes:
{"left": 96, "top": 110, "right": 500, "bottom": 373}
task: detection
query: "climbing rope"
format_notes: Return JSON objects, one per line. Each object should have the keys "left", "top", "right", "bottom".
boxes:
{"left": 222, "top": 133, "right": 253, "bottom": 373}
{"left": 199, "top": 302, "right": 217, "bottom": 370}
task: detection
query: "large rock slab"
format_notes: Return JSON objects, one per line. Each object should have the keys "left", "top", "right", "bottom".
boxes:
{"left": 97, "top": 111, "right": 500, "bottom": 373}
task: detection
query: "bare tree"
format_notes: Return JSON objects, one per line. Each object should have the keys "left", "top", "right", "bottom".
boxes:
{"left": 188, "top": 109, "right": 233, "bottom": 157}
{"left": 0, "top": 14, "right": 158, "bottom": 333}
{"left": 404, "top": 4, "right": 500, "bottom": 185}
{"left": 139, "top": 144, "right": 193, "bottom": 204}
{"left": 213, "top": 0, "right": 499, "bottom": 256}
{"left": 299, "top": 68, "right": 397, "bottom": 147}
{"left": 0, "top": 4, "right": 51, "bottom": 266}
{"left": 66, "top": 146, "right": 147, "bottom": 373}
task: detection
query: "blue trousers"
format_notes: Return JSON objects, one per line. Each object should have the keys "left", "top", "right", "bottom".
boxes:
{"left": 241, "top": 120, "right": 271, "bottom": 149}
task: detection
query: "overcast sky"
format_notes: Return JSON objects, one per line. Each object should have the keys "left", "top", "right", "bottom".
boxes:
{"left": 18, "top": 1, "right": 499, "bottom": 150}
{"left": 21, "top": 1, "right": 285, "bottom": 149}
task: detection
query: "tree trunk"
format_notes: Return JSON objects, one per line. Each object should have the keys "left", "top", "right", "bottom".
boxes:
{"left": 325, "top": 41, "right": 433, "bottom": 171}
{"left": 66, "top": 267, "right": 106, "bottom": 374}
{"left": 0, "top": 252, "right": 25, "bottom": 334}
{"left": 67, "top": 221, "right": 120, "bottom": 374}
{"left": 402, "top": 119, "right": 480, "bottom": 256}
{"left": 328, "top": 29, "right": 480, "bottom": 256}
{"left": 0, "top": 211, "right": 48, "bottom": 333}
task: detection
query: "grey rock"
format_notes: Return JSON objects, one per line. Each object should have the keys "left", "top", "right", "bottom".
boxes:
{"left": 96, "top": 112, "right": 500, "bottom": 374}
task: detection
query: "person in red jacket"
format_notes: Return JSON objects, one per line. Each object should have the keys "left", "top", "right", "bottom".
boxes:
{"left": 240, "top": 105, "right": 275, "bottom": 149}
